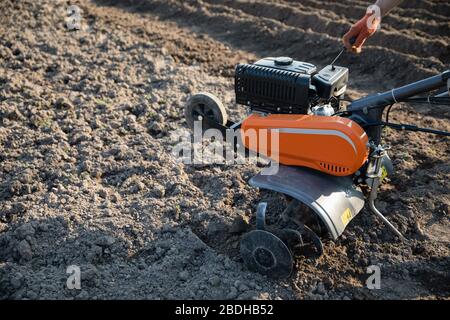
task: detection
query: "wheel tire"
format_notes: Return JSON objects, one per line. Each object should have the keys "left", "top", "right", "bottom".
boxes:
{"left": 184, "top": 92, "right": 228, "bottom": 131}
{"left": 240, "top": 230, "right": 293, "bottom": 279}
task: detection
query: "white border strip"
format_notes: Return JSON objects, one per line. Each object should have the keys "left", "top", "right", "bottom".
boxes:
{"left": 275, "top": 128, "right": 357, "bottom": 153}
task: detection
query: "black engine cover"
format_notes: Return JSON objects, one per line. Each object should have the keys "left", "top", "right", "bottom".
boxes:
{"left": 235, "top": 57, "right": 317, "bottom": 114}
{"left": 235, "top": 57, "right": 348, "bottom": 114}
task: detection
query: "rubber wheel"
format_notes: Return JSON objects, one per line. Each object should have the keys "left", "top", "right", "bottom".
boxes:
{"left": 184, "top": 92, "right": 227, "bottom": 131}
{"left": 240, "top": 230, "right": 293, "bottom": 279}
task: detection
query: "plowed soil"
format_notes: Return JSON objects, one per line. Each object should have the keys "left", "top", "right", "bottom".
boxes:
{"left": 0, "top": 0, "right": 449, "bottom": 300}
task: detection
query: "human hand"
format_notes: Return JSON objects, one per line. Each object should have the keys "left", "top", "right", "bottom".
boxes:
{"left": 342, "top": 12, "right": 381, "bottom": 53}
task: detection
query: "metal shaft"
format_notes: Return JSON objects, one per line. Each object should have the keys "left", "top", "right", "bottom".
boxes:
{"left": 367, "top": 149, "right": 405, "bottom": 241}
{"left": 368, "top": 197, "right": 405, "bottom": 240}
{"left": 330, "top": 48, "right": 345, "bottom": 70}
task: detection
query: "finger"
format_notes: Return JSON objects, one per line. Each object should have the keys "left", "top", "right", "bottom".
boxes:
{"left": 352, "top": 32, "right": 367, "bottom": 50}
{"left": 343, "top": 28, "right": 359, "bottom": 50}
{"left": 352, "top": 35, "right": 367, "bottom": 53}
{"left": 351, "top": 45, "right": 362, "bottom": 54}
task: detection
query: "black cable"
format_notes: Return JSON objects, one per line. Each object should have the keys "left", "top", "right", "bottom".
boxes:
{"left": 385, "top": 104, "right": 394, "bottom": 125}
{"left": 332, "top": 110, "right": 352, "bottom": 117}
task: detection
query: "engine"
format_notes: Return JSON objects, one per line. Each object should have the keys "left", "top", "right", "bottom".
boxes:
{"left": 237, "top": 57, "right": 369, "bottom": 177}
{"left": 235, "top": 57, "right": 348, "bottom": 116}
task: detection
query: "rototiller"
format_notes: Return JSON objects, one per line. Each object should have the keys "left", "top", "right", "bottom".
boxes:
{"left": 184, "top": 54, "right": 450, "bottom": 278}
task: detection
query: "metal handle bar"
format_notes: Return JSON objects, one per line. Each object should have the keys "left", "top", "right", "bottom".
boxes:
{"left": 348, "top": 70, "right": 450, "bottom": 112}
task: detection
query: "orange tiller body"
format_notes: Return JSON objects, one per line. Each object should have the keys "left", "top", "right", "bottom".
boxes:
{"left": 241, "top": 114, "right": 369, "bottom": 176}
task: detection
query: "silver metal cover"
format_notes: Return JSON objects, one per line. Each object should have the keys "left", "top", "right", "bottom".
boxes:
{"left": 249, "top": 165, "right": 365, "bottom": 239}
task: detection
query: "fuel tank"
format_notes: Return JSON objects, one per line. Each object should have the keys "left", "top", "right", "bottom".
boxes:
{"left": 241, "top": 114, "right": 369, "bottom": 176}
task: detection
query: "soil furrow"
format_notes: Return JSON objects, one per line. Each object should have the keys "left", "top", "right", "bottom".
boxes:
{"left": 98, "top": 0, "right": 445, "bottom": 88}
{"left": 281, "top": 0, "right": 450, "bottom": 35}
{"left": 203, "top": 0, "right": 449, "bottom": 64}
{"left": 335, "top": 0, "right": 450, "bottom": 16}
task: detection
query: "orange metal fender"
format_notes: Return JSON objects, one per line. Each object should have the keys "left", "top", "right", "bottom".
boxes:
{"left": 241, "top": 113, "right": 369, "bottom": 176}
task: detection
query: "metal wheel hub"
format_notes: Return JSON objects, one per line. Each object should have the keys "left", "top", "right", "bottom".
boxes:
{"left": 184, "top": 92, "right": 227, "bottom": 131}
{"left": 240, "top": 230, "right": 293, "bottom": 279}
{"left": 253, "top": 247, "right": 276, "bottom": 269}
